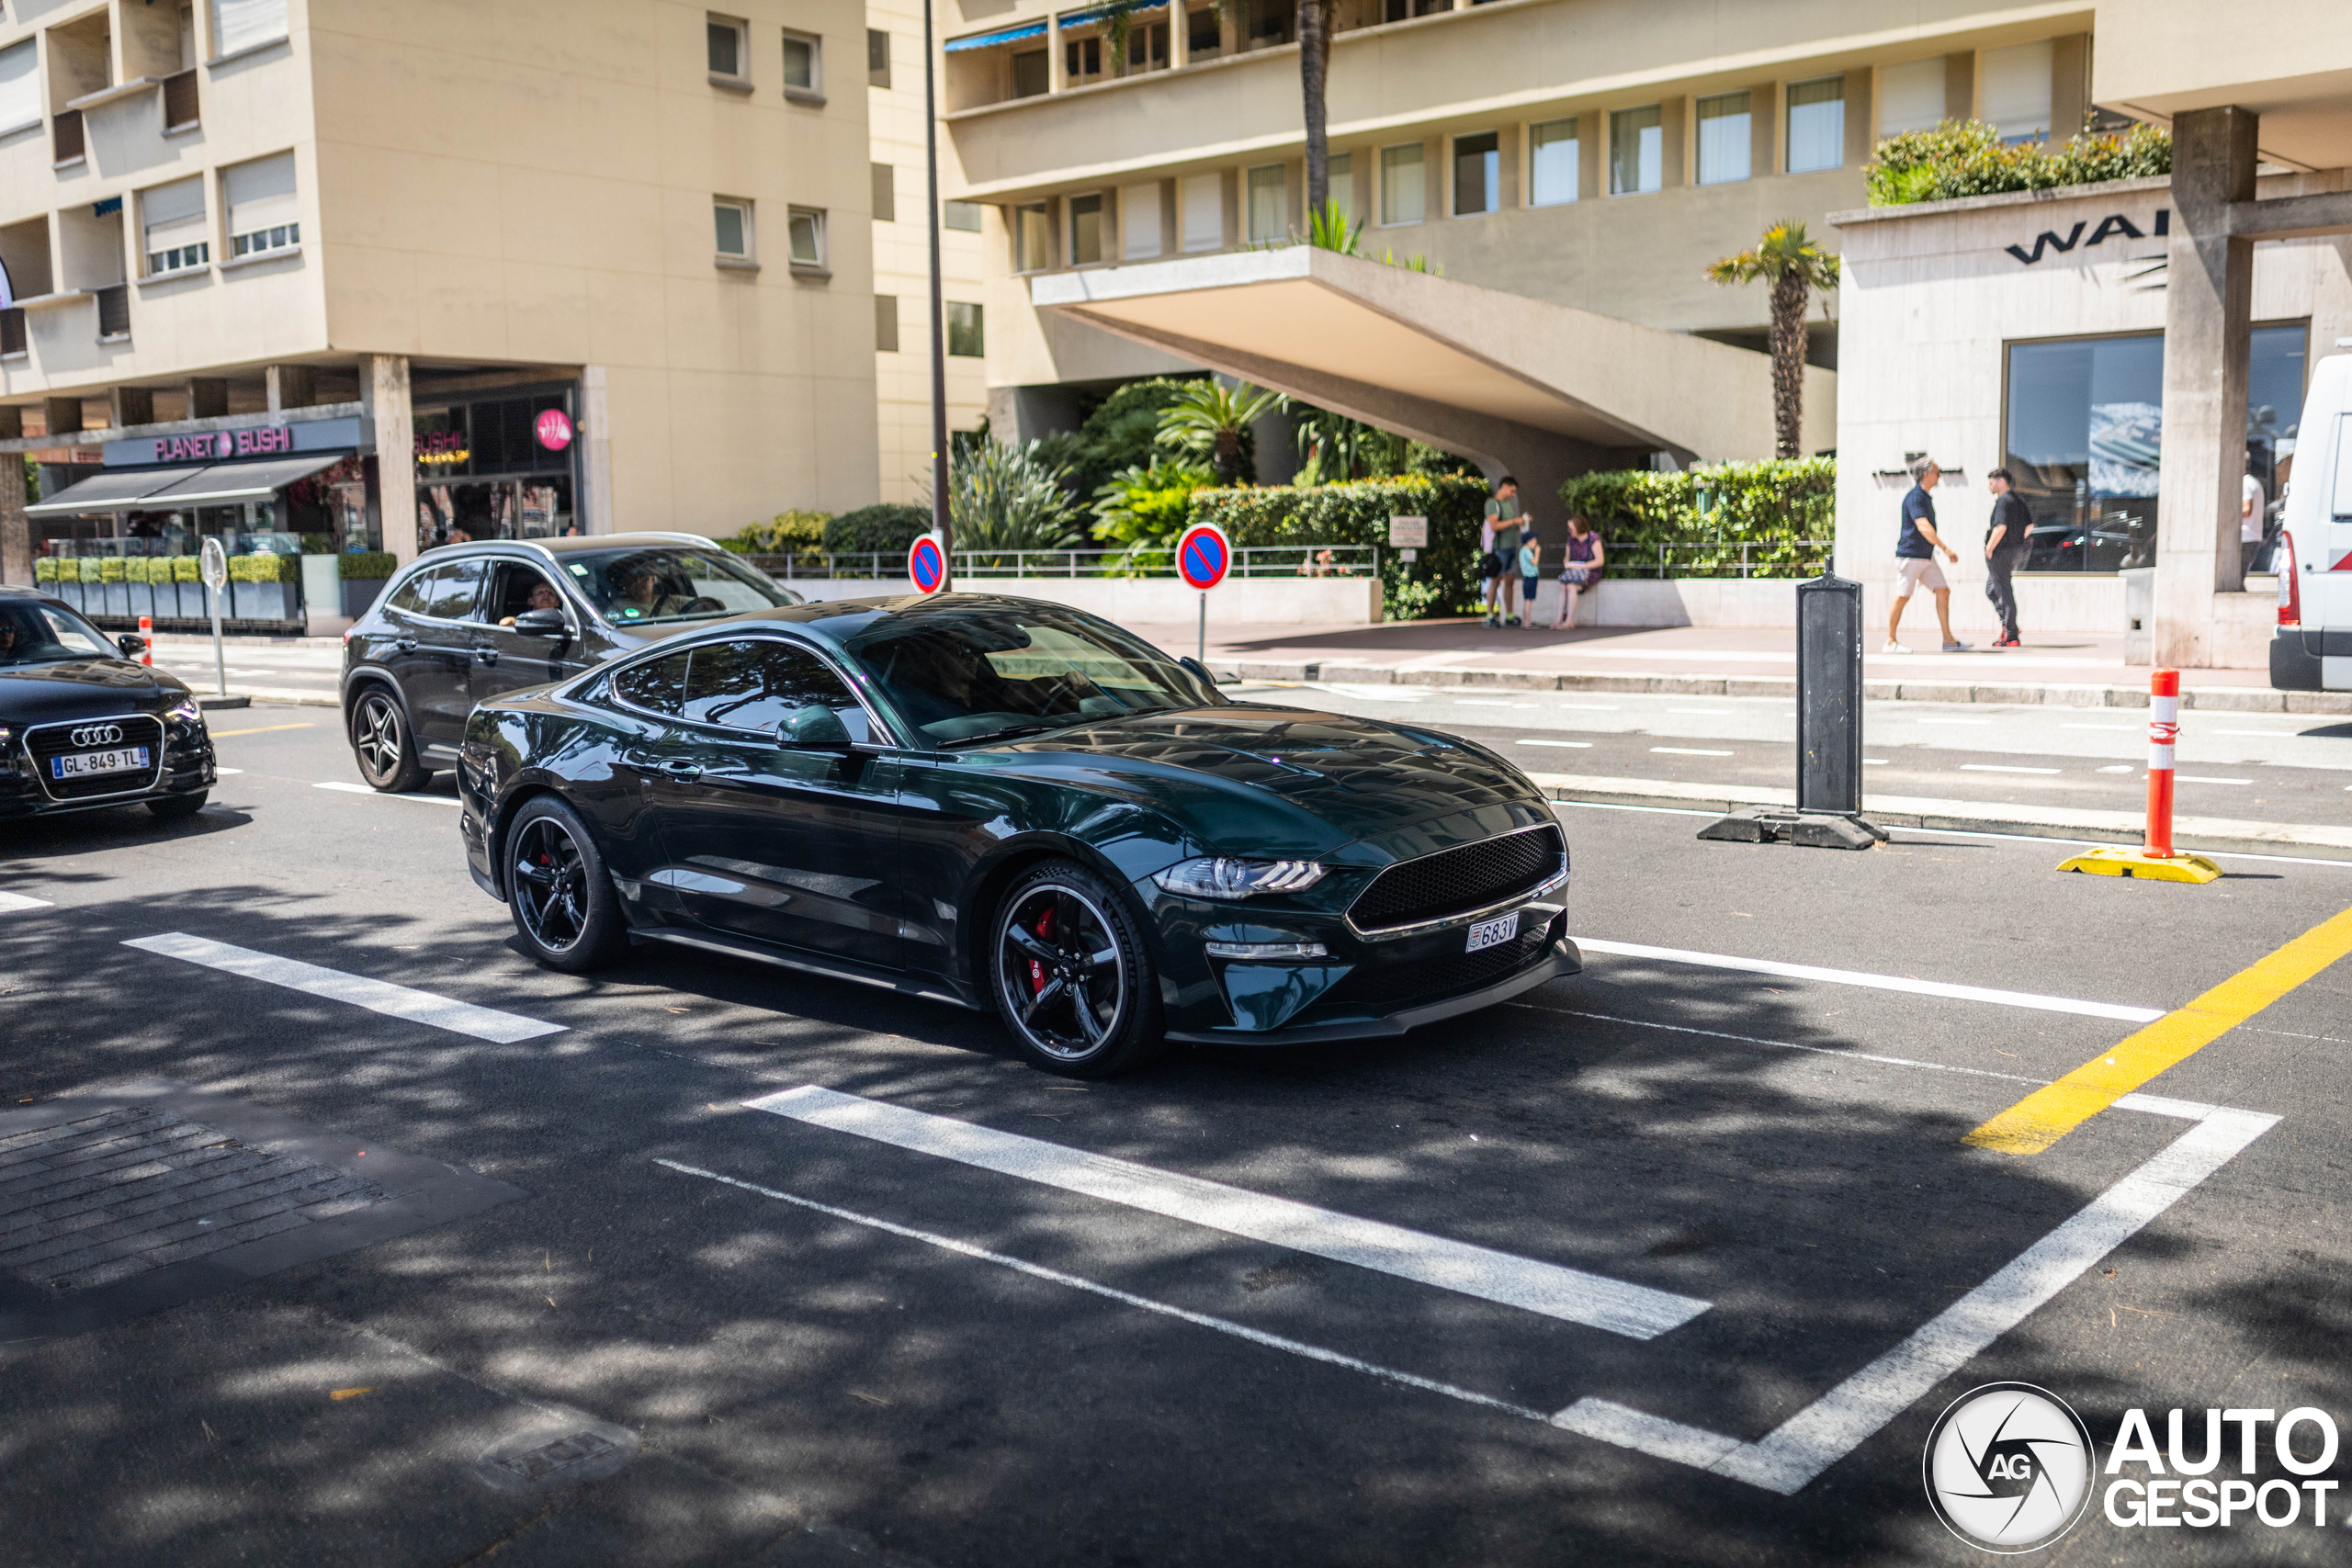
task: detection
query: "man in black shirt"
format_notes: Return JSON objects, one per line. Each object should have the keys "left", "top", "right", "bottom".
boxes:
{"left": 1887, "top": 457, "right": 1964, "bottom": 653}
{"left": 1983, "top": 468, "right": 2030, "bottom": 648}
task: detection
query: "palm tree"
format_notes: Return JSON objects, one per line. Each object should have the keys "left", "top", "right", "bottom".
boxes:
{"left": 1299, "top": 0, "right": 1334, "bottom": 214}
{"left": 1705, "top": 220, "right": 1841, "bottom": 460}
{"left": 1157, "top": 379, "right": 1283, "bottom": 486}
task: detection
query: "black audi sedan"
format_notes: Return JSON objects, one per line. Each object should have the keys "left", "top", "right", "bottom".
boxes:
{"left": 458, "top": 593, "right": 1577, "bottom": 1076}
{"left": 341, "top": 533, "right": 805, "bottom": 792}
{"left": 1, "top": 586, "right": 216, "bottom": 820}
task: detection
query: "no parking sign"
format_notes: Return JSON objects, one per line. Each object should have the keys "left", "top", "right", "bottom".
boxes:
{"left": 1176, "top": 523, "right": 1231, "bottom": 592}
{"left": 907, "top": 533, "right": 947, "bottom": 593}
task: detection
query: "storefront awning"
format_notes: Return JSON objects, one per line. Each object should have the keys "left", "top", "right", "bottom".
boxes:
{"left": 26, "top": 466, "right": 207, "bottom": 517}
{"left": 944, "top": 20, "right": 1046, "bottom": 51}
{"left": 136, "top": 454, "right": 346, "bottom": 508}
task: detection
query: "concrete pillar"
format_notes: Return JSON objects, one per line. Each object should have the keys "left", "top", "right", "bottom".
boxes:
{"left": 2051, "top": 34, "right": 2090, "bottom": 140}
{"left": 109, "top": 386, "right": 153, "bottom": 429}
{"left": 266, "top": 364, "right": 316, "bottom": 412}
{"left": 186, "top": 378, "right": 228, "bottom": 419}
{"left": 2153, "top": 106, "right": 2257, "bottom": 668}
{"left": 1169, "top": 3, "right": 1188, "bottom": 68}
{"left": 42, "top": 396, "right": 82, "bottom": 436}
{"left": 580, "top": 365, "right": 613, "bottom": 536}
{"left": 360, "top": 355, "right": 415, "bottom": 565}
{"left": 1046, "top": 16, "right": 1065, "bottom": 92}
{"left": 0, "top": 406, "right": 25, "bottom": 586}
{"left": 1944, "top": 52, "right": 1974, "bottom": 123}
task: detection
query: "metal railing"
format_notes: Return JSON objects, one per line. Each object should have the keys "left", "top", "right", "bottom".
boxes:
{"left": 748, "top": 544, "right": 1382, "bottom": 580}
{"left": 1601, "top": 540, "right": 1833, "bottom": 580}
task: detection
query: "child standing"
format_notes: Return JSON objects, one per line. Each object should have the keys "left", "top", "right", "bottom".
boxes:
{"left": 1517, "top": 535, "right": 1542, "bottom": 628}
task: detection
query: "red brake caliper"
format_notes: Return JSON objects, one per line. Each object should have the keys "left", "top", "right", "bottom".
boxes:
{"left": 1027, "top": 906, "right": 1056, "bottom": 996}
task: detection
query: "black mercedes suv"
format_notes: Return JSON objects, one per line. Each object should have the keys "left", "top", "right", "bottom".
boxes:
{"left": 339, "top": 534, "right": 806, "bottom": 791}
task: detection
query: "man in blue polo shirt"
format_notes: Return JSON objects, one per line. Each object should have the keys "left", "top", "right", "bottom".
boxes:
{"left": 1886, "top": 457, "right": 1967, "bottom": 654}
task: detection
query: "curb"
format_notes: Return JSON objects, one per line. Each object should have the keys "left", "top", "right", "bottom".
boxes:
{"left": 1216, "top": 660, "right": 2352, "bottom": 714}
{"left": 199, "top": 688, "right": 341, "bottom": 709}
{"left": 1527, "top": 771, "right": 2352, "bottom": 863}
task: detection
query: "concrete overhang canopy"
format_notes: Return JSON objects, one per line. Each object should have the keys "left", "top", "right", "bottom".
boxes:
{"left": 1029, "top": 247, "right": 1816, "bottom": 467}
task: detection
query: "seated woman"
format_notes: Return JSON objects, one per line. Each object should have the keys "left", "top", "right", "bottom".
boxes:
{"left": 1551, "top": 514, "right": 1604, "bottom": 631}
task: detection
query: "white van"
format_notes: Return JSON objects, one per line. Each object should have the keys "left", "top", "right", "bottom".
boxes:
{"left": 2273, "top": 347, "right": 2352, "bottom": 692}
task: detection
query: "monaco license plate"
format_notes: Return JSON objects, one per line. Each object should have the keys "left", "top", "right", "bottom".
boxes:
{"left": 51, "top": 747, "right": 150, "bottom": 780}
{"left": 1464, "top": 910, "right": 1521, "bottom": 953}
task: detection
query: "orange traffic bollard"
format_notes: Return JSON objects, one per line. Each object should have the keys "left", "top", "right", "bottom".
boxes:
{"left": 137, "top": 614, "right": 153, "bottom": 665}
{"left": 2057, "top": 667, "right": 2220, "bottom": 882}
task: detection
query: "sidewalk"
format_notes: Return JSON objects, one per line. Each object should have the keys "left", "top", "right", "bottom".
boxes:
{"left": 1132, "top": 618, "right": 2351, "bottom": 714}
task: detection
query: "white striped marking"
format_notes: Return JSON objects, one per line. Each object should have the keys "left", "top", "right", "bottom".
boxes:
{"left": 1517, "top": 739, "right": 1594, "bottom": 749}
{"left": 0, "top": 890, "right": 54, "bottom": 914}
{"left": 743, "top": 1085, "right": 1708, "bottom": 1339}
{"left": 1960, "top": 762, "right": 2061, "bottom": 775}
{"left": 1572, "top": 937, "right": 2165, "bottom": 1023}
{"left": 316, "top": 781, "right": 460, "bottom": 805}
{"left": 1651, "top": 747, "right": 1733, "bottom": 757}
{"left": 123, "top": 933, "right": 563, "bottom": 1043}
{"left": 2175, "top": 776, "right": 2251, "bottom": 786}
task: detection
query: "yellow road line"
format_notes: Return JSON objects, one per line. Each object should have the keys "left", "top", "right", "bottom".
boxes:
{"left": 209, "top": 722, "right": 313, "bottom": 738}
{"left": 1965, "top": 904, "right": 2352, "bottom": 1155}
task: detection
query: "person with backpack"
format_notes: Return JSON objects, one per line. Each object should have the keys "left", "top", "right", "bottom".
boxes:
{"left": 1482, "top": 477, "right": 1521, "bottom": 627}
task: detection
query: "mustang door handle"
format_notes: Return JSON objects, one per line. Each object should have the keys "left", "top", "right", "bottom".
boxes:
{"left": 659, "top": 759, "right": 703, "bottom": 780}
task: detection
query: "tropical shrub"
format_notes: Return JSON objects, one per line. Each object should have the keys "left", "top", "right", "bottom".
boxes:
{"left": 1866, "top": 119, "right": 2170, "bottom": 207}
{"left": 229, "top": 551, "right": 297, "bottom": 583}
{"left": 78, "top": 557, "right": 103, "bottom": 582}
{"left": 1556, "top": 457, "right": 1835, "bottom": 577}
{"left": 1157, "top": 381, "right": 1283, "bottom": 486}
{"left": 1066, "top": 378, "right": 1205, "bottom": 496}
{"left": 944, "top": 440, "right": 1085, "bottom": 555}
{"left": 723, "top": 510, "right": 831, "bottom": 555}
{"left": 32, "top": 556, "right": 55, "bottom": 581}
{"left": 1091, "top": 459, "right": 1216, "bottom": 573}
{"left": 99, "top": 556, "right": 127, "bottom": 583}
{"left": 1188, "top": 474, "right": 1490, "bottom": 619}
{"left": 173, "top": 555, "right": 201, "bottom": 583}
{"left": 338, "top": 551, "right": 396, "bottom": 581}
{"left": 825, "top": 502, "right": 931, "bottom": 561}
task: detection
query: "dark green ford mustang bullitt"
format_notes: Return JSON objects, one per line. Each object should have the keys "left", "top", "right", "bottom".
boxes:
{"left": 458, "top": 593, "right": 1577, "bottom": 1076}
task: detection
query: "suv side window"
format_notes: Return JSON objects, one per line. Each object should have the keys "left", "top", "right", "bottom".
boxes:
{"left": 612, "top": 649, "right": 691, "bottom": 716}
{"left": 682, "top": 639, "right": 874, "bottom": 741}
{"left": 482, "top": 561, "right": 565, "bottom": 626}
{"left": 384, "top": 567, "right": 440, "bottom": 615}
{"left": 418, "top": 559, "right": 487, "bottom": 621}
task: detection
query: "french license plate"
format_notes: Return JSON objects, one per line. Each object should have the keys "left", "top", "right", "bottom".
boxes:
{"left": 51, "top": 747, "right": 150, "bottom": 780}
{"left": 1465, "top": 910, "right": 1521, "bottom": 953}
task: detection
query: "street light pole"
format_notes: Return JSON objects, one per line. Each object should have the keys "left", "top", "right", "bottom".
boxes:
{"left": 923, "top": 0, "right": 953, "bottom": 590}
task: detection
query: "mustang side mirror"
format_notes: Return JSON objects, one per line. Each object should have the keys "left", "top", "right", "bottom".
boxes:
{"left": 512, "top": 607, "right": 569, "bottom": 637}
{"left": 777, "top": 705, "right": 853, "bottom": 749}
{"left": 116, "top": 634, "right": 147, "bottom": 658}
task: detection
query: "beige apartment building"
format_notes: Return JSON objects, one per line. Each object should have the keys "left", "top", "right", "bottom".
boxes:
{"left": 0, "top": 0, "right": 880, "bottom": 596}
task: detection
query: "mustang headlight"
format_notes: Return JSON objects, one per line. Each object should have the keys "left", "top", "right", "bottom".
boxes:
{"left": 1152, "top": 857, "right": 1326, "bottom": 899}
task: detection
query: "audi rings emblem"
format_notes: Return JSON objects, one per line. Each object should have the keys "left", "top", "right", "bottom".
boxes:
{"left": 70, "top": 724, "right": 125, "bottom": 748}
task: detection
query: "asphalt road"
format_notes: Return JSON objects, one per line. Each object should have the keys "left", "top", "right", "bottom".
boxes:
{"left": 2, "top": 713, "right": 2349, "bottom": 1566}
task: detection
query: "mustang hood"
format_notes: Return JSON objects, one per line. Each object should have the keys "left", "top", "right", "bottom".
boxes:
{"left": 0, "top": 660, "right": 183, "bottom": 722}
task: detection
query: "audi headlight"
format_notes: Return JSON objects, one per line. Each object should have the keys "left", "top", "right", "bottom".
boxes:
{"left": 1152, "top": 858, "right": 1326, "bottom": 899}
{"left": 167, "top": 697, "right": 203, "bottom": 725}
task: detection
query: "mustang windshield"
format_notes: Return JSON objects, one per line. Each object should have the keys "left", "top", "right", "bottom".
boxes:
{"left": 845, "top": 602, "right": 1221, "bottom": 744}
{"left": 1, "top": 601, "right": 119, "bottom": 666}
{"left": 560, "top": 547, "right": 798, "bottom": 626}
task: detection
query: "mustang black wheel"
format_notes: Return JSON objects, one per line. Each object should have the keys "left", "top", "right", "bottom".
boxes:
{"left": 990, "top": 860, "right": 1165, "bottom": 1077}
{"left": 349, "top": 688, "right": 427, "bottom": 793}
{"left": 506, "top": 796, "right": 625, "bottom": 971}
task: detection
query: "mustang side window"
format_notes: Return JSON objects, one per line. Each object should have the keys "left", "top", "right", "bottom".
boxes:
{"left": 613, "top": 650, "right": 691, "bottom": 716}
{"left": 682, "top": 639, "right": 873, "bottom": 742}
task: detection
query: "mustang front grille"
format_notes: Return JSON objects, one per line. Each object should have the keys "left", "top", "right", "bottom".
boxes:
{"left": 1347, "top": 823, "right": 1564, "bottom": 933}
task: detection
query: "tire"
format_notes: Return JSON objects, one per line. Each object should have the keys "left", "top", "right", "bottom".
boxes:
{"left": 147, "top": 791, "right": 207, "bottom": 820}
{"left": 349, "top": 686, "right": 428, "bottom": 793}
{"left": 504, "top": 795, "right": 628, "bottom": 972}
{"left": 989, "top": 859, "right": 1166, "bottom": 1078}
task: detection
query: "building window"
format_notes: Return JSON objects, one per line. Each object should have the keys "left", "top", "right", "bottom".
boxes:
{"left": 1785, "top": 76, "right": 1845, "bottom": 173}
{"left": 875, "top": 294, "right": 899, "bottom": 353}
{"left": 223, "top": 151, "right": 299, "bottom": 258}
{"left": 1069, "top": 193, "right": 1105, "bottom": 265}
{"left": 1186, "top": 7, "right": 1219, "bottom": 59}
{"left": 782, "top": 31, "right": 820, "bottom": 95}
{"left": 1066, "top": 34, "right": 1102, "bottom": 82}
{"left": 1609, "top": 105, "right": 1662, "bottom": 195}
{"left": 1528, "top": 118, "right": 1577, "bottom": 205}
{"left": 1385, "top": 0, "right": 1448, "bottom": 17}
{"left": 1877, "top": 57, "right": 1945, "bottom": 138}
{"left": 210, "top": 0, "right": 287, "bottom": 59}
{"left": 1181, "top": 173, "right": 1222, "bottom": 251}
{"left": 787, "top": 207, "right": 826, "bottom": 268}
{"left": 1696, "top": 92, "right": 1750, "bottom": 185}
{"left": 141, "top": 175, "right": 209, "bottom": 275}
{"left": 0, "top": 39, "right": 37, "bottom": 136}
{"left": 946, "top": 301, "right": 984, "bottom": 357}
{"left": 713, "top": 197, "right": 753, "bottom": 260}
{"left": 1981, "top": 40, "right": 2053, "bottom": 143}
{"left": 944, "top": 200, "right": 984, "bottom": 232}
{"left": 1012, "top": 49, "right": 1048, "bottom": 97}
{"left": 866, "top": 28, "right": 890, "bottom": 88}
{"left": 1246, "top": 164, "right": 1285, "bottom": 243}
{"left": 1013, "top": 203, "right": 1050, "bottom": 271}
{"left": 1326, "top": 152, "right": 1353, "bottom": 220}
{"left": 871, "top": 163, "right": 895, "bottom": 221}
{"left": 1453, "top": 131, "right": 1498, "bottom": 216}
{"left": 1379, "top": 143, "right": 1424, "bottom": 226}
{"left": 1121, "top": 183, "right": 1162, "bottom": 259}
{"left": 707, "top": 14, "right": 748, "bottom": 79}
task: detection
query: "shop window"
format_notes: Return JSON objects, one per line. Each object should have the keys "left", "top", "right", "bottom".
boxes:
{"left": 1453, "top": 132, "right": 1498, "bottom": 217}
{"left": 946, "top": 301, "right": 984, "bottom": 357}
{"left": 1878, "top": 57, "right": 1944, "bottom": 138}
{"left": 1529, "top": 118, "right": 1577, "bottom": 206}
{"left": 141, "top": 175, "right": 209, "bottom": 276}
{"left": 1012, "top": 50, "right": 1048, "bottom": 97}
{"left": 714, "top": 197, "right": 753, "bottom": 261}
{"left": 1609, "top": 106, "right": 1662, "bottom": 195}
{"left": 867, "top": 28, "right": 890, "bottom": 88}
{"left": 209, "top": 0, "right": 286, "bottom": 58}
{"left": 1069, "top": 193, "right": 1105, "bottom": 265}
{"left": 707, "top": 14, "right": 749, "bottom": 80}
{"left": 1696, "top": 92, "right": 1750, "bottom": 185}
{"left": 787, "top": 208, "right": 827, "bottom": 269}
{"left": 1121, "top": 183, "right": 1162, "bottom": 259}
{"left": 782, "top": 31, "right": 821, "bottom": 96}
{"left": 1326, "top": 152, "right": 1353, "bottom": 222}
{"left": 872, "top": 163, "right": 895, "bottom": 221}
{"left": 1181, "top": 174, "right": 1222, "bottom": 251}
{"left": 1981, "top": 40, "right": 2053, "bottom": 143}
{"left": 1379, "top": 143, "right": 1424, "bottom": 226}
{"left": 944, "top": 200, "right": 984, "bottom": 232}
{"left": 0, "top": 40, "right": 36, "bottom": 136}
{"left": 875, "top": 294, "right": 899, "bottom": 353}
{"left": 222, "top": 151, "right": 298, "bottom": 259}
{"left": 1013, "top": 202, "right": 1050, "bottom": 271}
{"left": 1246, "top": 165, "right": 1285, "bottom": 243}
{"left": 1785, "top": 77, "right": 1845, "bottom": 173}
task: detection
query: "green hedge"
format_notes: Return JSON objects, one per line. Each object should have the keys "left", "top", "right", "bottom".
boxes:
{"left": 33, "top": 556, "right": 55, "bottom": 581}
{"left": 172, "top": 555, "right": 200, "bottom": 583}
{"left": 77, "top": 557, "right": 102, "bottom": 583}
{"left": 1187, "top": 474, "right": 1491, "bottom": 619}
{"left": 1866, "top": 120, "right": 2169, "bottom": 207}
{"left": 229, "top": 551, "right": 297, "bottom": 583}
{"left": 338, "top": 551, "right": 397, "bottom": 581}
{"left": 1557, "top": 457, "right": 1834, "bottom": 577}
{"left": 825, "top": 502, "right": 931, "bottom": 559}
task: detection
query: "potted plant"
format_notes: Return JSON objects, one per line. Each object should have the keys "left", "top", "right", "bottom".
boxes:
{"left": 33, "top": 556, "right": 62, "bottom": 607}
{"left": 171, "top": 555, "right": 209, "bottom": 621}
{"left": 97, "top": 555, "right": 130, "bottom": 621}
{"left": 231, "top": 550, "right": 300, "bottom": 625}
{"left": 339, "top": 550, "right": 395, "bottom": 616}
